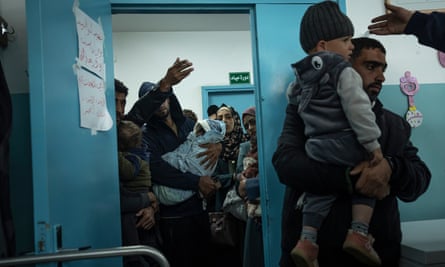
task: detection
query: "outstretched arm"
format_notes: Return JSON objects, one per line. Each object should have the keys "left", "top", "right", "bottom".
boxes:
{"left": 159, "top": 58, "right": 194, "bottom": 91}
{"left": 368, "top": 3, "right": 414, "bottom": 35}
{"left": 126, "top": 58, "right": 194, "bottom": 125}
{"left": 369, "top": 3, "right": 445, "bottom": 52}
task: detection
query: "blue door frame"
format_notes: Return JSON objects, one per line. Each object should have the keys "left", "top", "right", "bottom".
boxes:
{"left": 202, "top": 84, "right": 255, "bottom": 121}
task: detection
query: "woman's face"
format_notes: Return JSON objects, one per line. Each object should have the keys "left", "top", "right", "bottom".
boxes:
{"left": 243, "top": 114, "right": 256, "bottom": 138}
{"left": 217, "top": 108, "right": 235, "bottom": 133}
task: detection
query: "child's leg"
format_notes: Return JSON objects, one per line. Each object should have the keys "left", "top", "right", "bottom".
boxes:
{"left": 351, "top": 195, "right": 375, "bottom": 235}
{"left": 301, "top": 225, "right": 318, "bottom": 244}
{"left": 343, "top": 194, "right": 381, "bottom": 266}
{"left": 300, "top": 194, "right": 336, "bottom": 241}
{"left": 291, "top": 193, "right": 336, "bottom": 267}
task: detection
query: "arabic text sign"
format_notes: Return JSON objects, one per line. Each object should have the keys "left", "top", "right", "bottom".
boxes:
{"left": 229, "top": 72, "right": 250, "bottom": 84}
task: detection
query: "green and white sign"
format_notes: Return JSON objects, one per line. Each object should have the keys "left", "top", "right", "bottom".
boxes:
{"left": 229, "top": 72, "right": 250, "bottom": 84}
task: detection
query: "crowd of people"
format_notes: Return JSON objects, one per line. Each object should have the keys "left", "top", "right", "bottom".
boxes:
{"left": 0, "top": 0, "right": 441, "bottom": 266}
{"left": 114, "top": 57, "right": 259, "bottom": 267}
{"left": 110, "top": 2, "right": 441, "bottom": 267}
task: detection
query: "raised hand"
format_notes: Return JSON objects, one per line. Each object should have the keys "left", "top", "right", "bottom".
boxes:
{"left": 368, "top": 3, "right": 414, "bottom": 35}
{"left": 159, "top": 58, "right": 194, "bottom": 91}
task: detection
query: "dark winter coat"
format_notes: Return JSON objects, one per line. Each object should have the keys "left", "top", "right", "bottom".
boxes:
{"left": 273, "top": 99, "right": 431, "bottom": 267}
{"left": 405, "top": 11, "right": 445, "bottom": 52}
{"left": 0, "top": 60, "right": 15, "bottom": 257}
{"left": 134, "top": 89, "right": 204, "bottom": 218}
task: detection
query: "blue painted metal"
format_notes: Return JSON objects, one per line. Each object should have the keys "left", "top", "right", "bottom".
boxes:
{"left": 201, "top": 84, "right": 255, "bottom": 120}
{"left": 254, "top": 3, "right": 311, "bottom": 265}
{"left": 26, "top": 0, "right": 52, "bottom": 255}
{"left": 26, "top": 1, "right": 121, "bottom": 266}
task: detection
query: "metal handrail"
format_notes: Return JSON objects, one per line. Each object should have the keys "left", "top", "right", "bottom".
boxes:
{"left": 0, "top": 245, "right": 169, "bottom": 267}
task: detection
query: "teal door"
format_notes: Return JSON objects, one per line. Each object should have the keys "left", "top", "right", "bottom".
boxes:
{"left": 26, "top": 1, "right": 121, "bottom": 266}
{"left": 254, "top": 3, "right": 311, "bottom": 266}
{"left": 202, "top": 85, "right": 255, "bottom": 123}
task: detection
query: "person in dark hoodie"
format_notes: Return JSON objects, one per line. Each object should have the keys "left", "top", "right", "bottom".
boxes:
{"left": 126, "top": 58, "right": 222, "bottom": 267}
{"left": 0, "top": 59, "right": 15, "bottom": 259}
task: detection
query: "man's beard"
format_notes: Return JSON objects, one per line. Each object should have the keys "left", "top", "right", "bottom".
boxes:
{"left": 368, "top": 93, "right": 378, "bottom": 102}
{"left": 155, "top": 110, "right": 169, "bottom": 120}
{"left": 366, "top": 82, "right": 382, "bottom": 102}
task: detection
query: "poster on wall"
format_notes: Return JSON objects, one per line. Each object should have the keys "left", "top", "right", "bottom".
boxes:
{"left": 76, "top": 67, "right": 113, "bottom": 131}
{"left": 73, "top": 0, "right": 112, "bottom": 132}
{"left": 73, "top": 2, "right": 105, "bottom": 78}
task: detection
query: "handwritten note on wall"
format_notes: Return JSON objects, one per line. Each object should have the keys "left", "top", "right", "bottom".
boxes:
{"left": 76, "top": 68, "right": 113, "bottom": 130}
{"left": 74, "top": 7, "right": 105, "bottom": 78}
{"left": 73, "top": 3, "right": 112, "bottom": 132}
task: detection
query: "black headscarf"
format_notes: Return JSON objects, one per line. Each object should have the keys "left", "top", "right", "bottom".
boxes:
{"left": 218, "top": 104, "right": 248, "bottom": 162}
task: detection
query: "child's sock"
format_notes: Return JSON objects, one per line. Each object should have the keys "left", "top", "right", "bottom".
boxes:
{"left": 351, "top": 221, "right": 369, "bottom": 235}
{"left": 301, "top": 228, "right": 317, "bottom": 243}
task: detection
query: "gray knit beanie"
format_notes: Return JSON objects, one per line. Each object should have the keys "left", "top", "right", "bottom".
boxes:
{"left": 300, "top": 1, "right": 354, "bottom": 53}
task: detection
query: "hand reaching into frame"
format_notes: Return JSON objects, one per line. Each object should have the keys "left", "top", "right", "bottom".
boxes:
{"left": 159, "top": 58, "right": 194, "bottom": 92}
{"left": 368, "top": 3, "right": 415, "bottom": 36}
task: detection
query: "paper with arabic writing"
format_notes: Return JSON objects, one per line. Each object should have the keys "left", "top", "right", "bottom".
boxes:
{"left": 74, "top": 6, "right": 105, "bottom": 78}
{"left": 73, "top": 3, "right": 112, "bottom": 132}
{"left": 76, "top": 68, "right": 113, "bottom": 131}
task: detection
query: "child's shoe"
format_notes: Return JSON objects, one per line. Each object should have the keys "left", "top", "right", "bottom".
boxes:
{"left": 343, "top": 229, "right": 382, "bottom": 266}
{"left": 290, "top": 239, "right": 319, "bottom": 267}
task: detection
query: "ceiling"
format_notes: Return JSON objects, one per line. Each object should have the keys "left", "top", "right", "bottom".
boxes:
{"left": 111, "top": 13, "right": 250, "bottom": 32}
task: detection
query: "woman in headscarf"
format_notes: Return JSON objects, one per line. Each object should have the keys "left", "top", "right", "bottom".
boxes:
{"left": 235, "top": 106, "right": 264, "bottom": 267}
{"left": 209, "top": 104, "right": 248, "bottom": 267}
{"left": 213, "top": 104, "right": 248, "bottom": 209}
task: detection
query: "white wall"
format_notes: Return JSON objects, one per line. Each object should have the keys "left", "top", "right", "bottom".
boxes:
{"left": 112, "top": 0, "right": 445, "bottom": 120}
{"left": 112, "top": 31, "right": 253, "bottom": 119}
